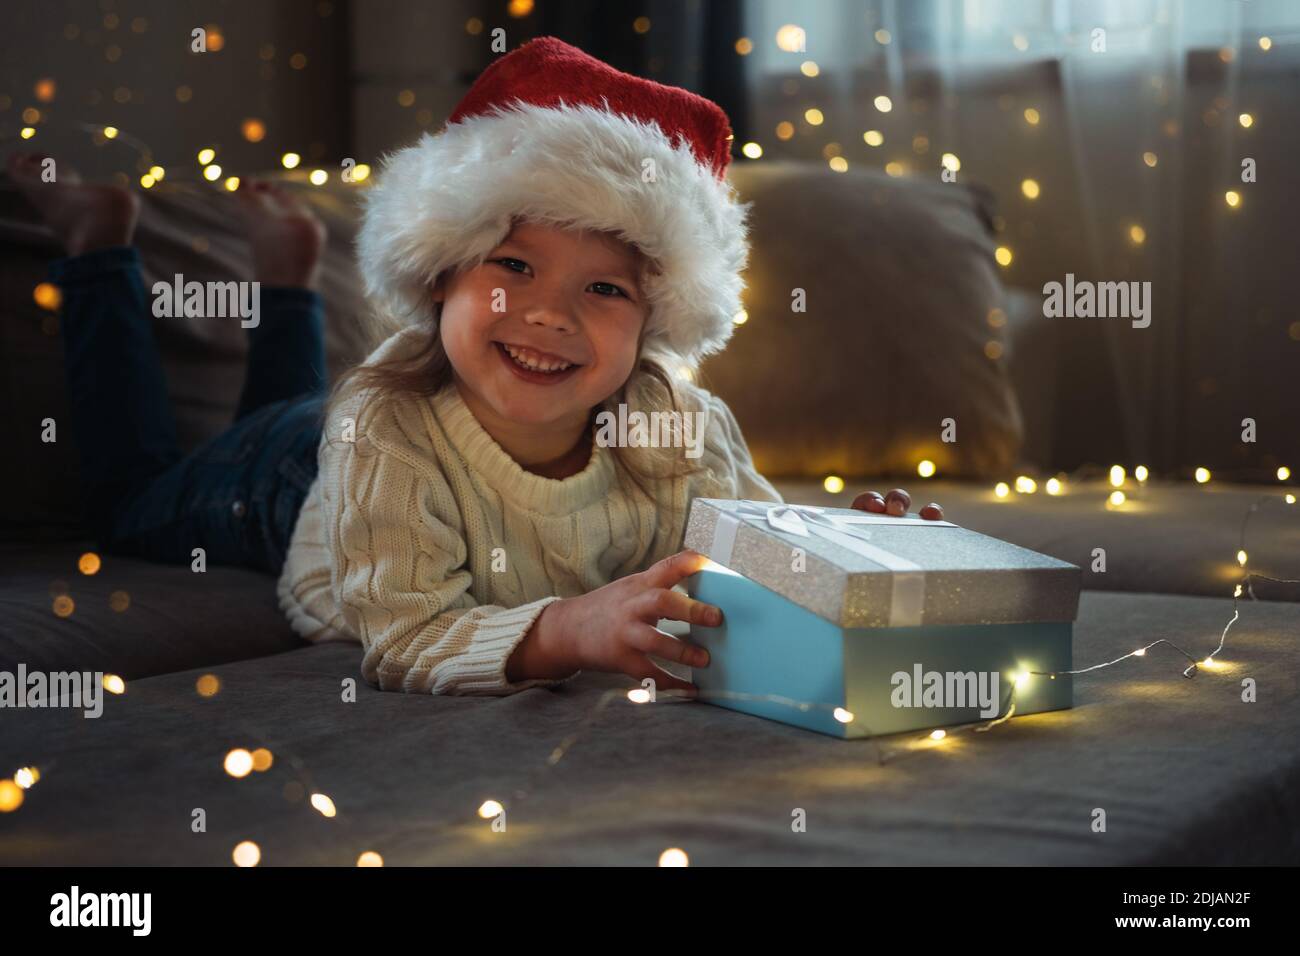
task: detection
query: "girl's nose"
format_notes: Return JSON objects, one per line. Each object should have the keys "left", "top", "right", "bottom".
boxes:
{"left": 521, "top": 304, "right": 576, "bottom": 334}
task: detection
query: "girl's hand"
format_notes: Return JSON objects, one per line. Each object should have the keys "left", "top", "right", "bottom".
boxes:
{"left": 851, "top": 488, "right": 944, "bottom": 520}
{"left": 531, "top": 550, "right": 721, "bottom": 696}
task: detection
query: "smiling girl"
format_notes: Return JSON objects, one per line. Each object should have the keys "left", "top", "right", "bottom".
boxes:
{"left": 16, "top": 37, "right": 942, "bottom": 699}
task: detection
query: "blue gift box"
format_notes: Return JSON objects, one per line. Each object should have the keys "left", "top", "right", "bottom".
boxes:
{"left": 681, "top": 499, "right": 1080, "bottom": 739}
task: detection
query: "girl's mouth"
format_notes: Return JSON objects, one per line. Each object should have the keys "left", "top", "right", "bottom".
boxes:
{"left": 493, "top": 341, "right": 582, "bottom": 385}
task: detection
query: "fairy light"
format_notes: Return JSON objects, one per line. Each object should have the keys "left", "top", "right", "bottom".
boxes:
{"left": 1045, "top": 477, "right": 1063, "bottom": 495}
{"left": 873, "top": 95, "right": 893, "bottom": 113}
{"left": 1258, "top": 37, "right": 1272, "bottom": 51}
{"left": 0, "top": 781, "right": 24, "bottom": 813}
{"left": 1023, "top": 107, "right": 1040, "bottom": 126}
{"left": 1143, "top": 151, "right": 1158, "bottom": 167}
{"left": 741, "top": 142, "right": 762, "bottom": 159}
{"left": 658, "top": 848, "right": 689, "bottom": 867}
{"left": 281, "top": 152, "right": 301, "bottom": 169}
{"left": 929, "top": 729, "right": 946, "bottom": 740}
{"left": 833, "top": 707, "right": 854, "bottom": 723}
{"left": 1288, "top": 495, "right": 1296, "bottom": 505}
{"left": 103, "top": 126, "right": 119, "bottom": 139}
{"left": 357, "top": 851, "right": 384, "bottom": 867}
{"left": 1225, "top": 190, "right": 1241, "bottom": 208}
{"left": 1237, "top": 549, "right": 1248, "bottom": 566}
{"left": 823, "top": 475, "right": 844, "bottom": 494}
{"left": 140, "top": 174, "right": 155, "bottom": 189}
{"left": 232, "top": 841, "right": 260, "bottom": 867}
{"left": 224, "top": 176, "right": 240, "bottom": 191}
{"left": 103, "top": 674, "right": 125, "bottom": 695}
{"left": 1021, "top": 178, "right": 1040, "bottom": 199}
{"left": 917, "top": 460, "right": 936, "bottom": 478}
{"left": 224, "top": 749, "right": 253, "bottom": 778}
{"left": 197, "top": 147, "right": 215, "bottom": 165}
{"left": 994, "top": 482, "right": 1010, "bottom": 498}
{"left": 1014, "top": 475, "right": 1036, "bottom": 494}
{"left": 203, "top": 164, "right": 222, "bottom": 181}
{"left": 1135, "top": 465, "right": 1149, "bottom": 482}
{"left": 1238, "top": 113, "right": 1253, "bottom": 128}
{"left": 732, "top": 309, "right": 747, "bottom": 325}
{"left": 1195, "top": 467, "right": 1212, "bottom": 483}
{"left": 828, "top": 156, "right": 848, "bottom": 172}
{"left": 477, "top": 799, "right": 503, "bottom": 819}
{"left": 310, "top": 793, "right": 337, "bottom": 817}
{"left": 1278, "top": 467, "right": 1290, "bottom": 481}
{"left": 995, "top": 246, "right": 1013, "bottom": 267}
{"left": 20, "top": 127, "right": 36, "bottom": 139}
{"left": 800, "top": 61, "right": 819, "bottom": 77}
{"left": 627, "top": 688, "right": 651, "bottom": 704}
{"left": 14, "top": 767, "right": 39, "bottom": 789}
{"left": 351, "top": 163, "right": 371, "bottom": 182}
{"left": 1107, "top": 490, "right": 1126, "bottom": 507}
{"left": 940, "top": 152, "right": 960, "bottom": 172}
{"left": 804, "top": 108, "right": 824, "bottom": 126}
{"left": 863, "top": 129, "right": 883, "bottom": 147}
{"left": 1109, "top": 465, "right": 1125, "bottom": 487}
{"left": 309, "top": 169, "right": 328, "bottom": 185}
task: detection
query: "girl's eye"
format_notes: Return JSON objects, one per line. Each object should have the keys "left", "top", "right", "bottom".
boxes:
{"left": 493, "top": 257, "right": 530, "bottom": 274}
{"left": 589, "top": 281, "right": 629, "bottom": 299}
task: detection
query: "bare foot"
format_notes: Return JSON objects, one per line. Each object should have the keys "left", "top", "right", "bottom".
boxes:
{"left": 235, "top": 179, "right": 327, "bottom": 289}
{"left": 6, "top": 152, "right": 140, "bottom": 256}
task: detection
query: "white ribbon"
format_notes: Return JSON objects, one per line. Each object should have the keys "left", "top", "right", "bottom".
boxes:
{"left": 707, "top": 501, "right": 954, "bottom": 627}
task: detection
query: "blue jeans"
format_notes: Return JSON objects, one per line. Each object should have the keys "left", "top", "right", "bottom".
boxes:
{"left": 52, "top": 246, "right": 326, "bottom": 575}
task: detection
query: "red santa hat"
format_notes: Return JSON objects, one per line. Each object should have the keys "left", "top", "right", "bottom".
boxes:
{"left": 357, "top": 36, "right": 750, "bottom": 370}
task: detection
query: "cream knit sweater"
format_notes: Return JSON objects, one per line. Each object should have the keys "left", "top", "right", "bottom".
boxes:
{"left": 277, "top": 326, "right": 782, "bottom": 696}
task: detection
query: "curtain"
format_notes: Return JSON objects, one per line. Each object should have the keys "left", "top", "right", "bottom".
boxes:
{"left": 736, "top": 0, "right": 1300, "bottom": 476}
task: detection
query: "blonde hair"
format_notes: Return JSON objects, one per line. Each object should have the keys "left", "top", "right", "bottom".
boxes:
{"left": 327, "top": 245, "right": 714, "bottom": 514}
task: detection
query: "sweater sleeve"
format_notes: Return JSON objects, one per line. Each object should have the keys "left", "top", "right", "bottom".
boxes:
{"left": 323, "top": 397, "right": 580, "bottom": 697}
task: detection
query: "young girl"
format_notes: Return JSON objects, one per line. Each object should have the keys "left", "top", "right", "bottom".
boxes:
{"left": 15, "top": 37, "right": 943, "bottom": 699}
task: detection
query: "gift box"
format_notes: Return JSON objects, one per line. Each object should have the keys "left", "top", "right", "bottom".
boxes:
{"left": 682, "top": 499, "right": 1081, "bottom": 739}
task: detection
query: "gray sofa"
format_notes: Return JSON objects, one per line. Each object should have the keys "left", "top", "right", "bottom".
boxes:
{"left": 3, "top": 164, "right": 1298, "bottom": 865}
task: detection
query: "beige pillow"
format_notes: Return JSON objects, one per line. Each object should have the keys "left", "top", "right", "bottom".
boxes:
{"left": 706, "top": 161, "right": 1023, "bottom": 480}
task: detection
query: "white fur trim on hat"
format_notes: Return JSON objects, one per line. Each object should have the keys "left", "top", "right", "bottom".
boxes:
{"left": 356, "top": 100, "right": 751, "bottom": 369}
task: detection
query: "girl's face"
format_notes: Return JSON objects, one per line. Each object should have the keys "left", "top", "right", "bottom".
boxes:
{"left": 434, "top": 220, "right": 648, "bottom": 432}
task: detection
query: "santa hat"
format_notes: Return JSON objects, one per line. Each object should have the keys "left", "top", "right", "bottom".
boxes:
{"left": 357, "top": 36, "right": 750, "bottom": 370}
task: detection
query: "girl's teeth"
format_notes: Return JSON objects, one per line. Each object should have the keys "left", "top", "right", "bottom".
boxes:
{"left": 503, "top": 344, "right": 572, "bottom": 372}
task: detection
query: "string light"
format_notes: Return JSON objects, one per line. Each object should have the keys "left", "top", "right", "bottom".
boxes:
{"left": 917, "top": 460, "right": 936, "bottom": 478}
{"left": 994, "top": 482, "right": 1010, "bottom": 498}
{"left": 873, "top": 95, "right": 893, "bottom": 113}
{"left": 203, "top": 164, "right": 222, "bottom": 181}
{"left": 1109, "top": 465, "right": 1125, "bottom": 487}
{"left": 1195, "top": 467, "right": 1212, "bottom": 483}
{"left": 281, "top": 152, "right": 302, "bottom": 169}
{"left": 1277, "top": 467, "right": 1290, "bottom": 481}
{"left": 823, "top": 475, "right": 844, "bottom": 494}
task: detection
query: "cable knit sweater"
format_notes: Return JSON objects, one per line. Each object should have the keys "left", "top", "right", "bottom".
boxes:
{"left": 277, "top": 326, "right": 783, "bottom": 696}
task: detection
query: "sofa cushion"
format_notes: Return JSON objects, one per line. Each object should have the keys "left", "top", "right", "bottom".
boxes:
{"left": 2, "top": 589, "right": 1297, "bottom": 865}
{"left": 0, "top": 543, "right": 302, "bottom": 679}
{"left": 711, "top": 162, "right": 1023, "bottom": 481}
{"left": 770, "top": 477, "right": 1300, "bottom": 602}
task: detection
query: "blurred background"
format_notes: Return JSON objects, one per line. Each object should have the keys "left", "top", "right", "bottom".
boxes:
{"left": 3, "top": 0, "right": 1299, "bottom": 520}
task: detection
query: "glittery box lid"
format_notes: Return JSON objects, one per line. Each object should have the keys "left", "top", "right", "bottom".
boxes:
{"left": 683, "top": 498, "right": 1081, "bottom": 629}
